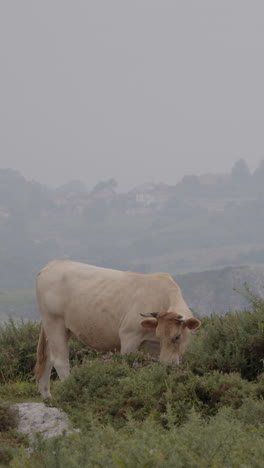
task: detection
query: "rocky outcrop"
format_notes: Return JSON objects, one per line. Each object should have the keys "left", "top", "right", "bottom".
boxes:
{"left": 13, "top": 402, "right": 79, "bottom": 440}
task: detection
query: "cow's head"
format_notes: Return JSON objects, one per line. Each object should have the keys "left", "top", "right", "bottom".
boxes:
{"left": 140, "top": 310, "right": 201, "bottom": 364}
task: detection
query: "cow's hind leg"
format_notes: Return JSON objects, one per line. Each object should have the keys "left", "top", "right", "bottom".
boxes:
{"left": 36, "top": 326, "right": 53, "bottom": 399}
{"left": 43, "top": 318, "right": 71, "bottom": 383}
{"left": 38, "top": 345, "right": 53, "bottom": 400}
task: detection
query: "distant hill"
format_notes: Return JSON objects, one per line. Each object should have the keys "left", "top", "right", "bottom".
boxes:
{"left": 1, "top": 265, "right": 264, "bottom": 321}
{"left": 175, "top": 265, "right": 264, "bottom": 316}
{"left": 2, "top": 160, "right": 264, "bottom": 289}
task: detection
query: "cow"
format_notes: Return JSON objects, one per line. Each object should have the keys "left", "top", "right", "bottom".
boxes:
{"left": 35, "top": 260, "right": 201, "bottom": 399}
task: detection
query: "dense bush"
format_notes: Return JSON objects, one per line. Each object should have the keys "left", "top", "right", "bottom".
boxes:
{"left": 0, "top": 401, "right": 19, "bottom": 466}
{"left": 1, "top": 291, "right": 263, "bottom": 384}
{"left": 51, "top": 358, "right": 260, "bottom": 429}
{"left": 11, "top": 408, "right": 264, "bottom": 468}
{"left": 0, "top": 426, "right": 27, "bottom": 466}
{"left": 0, "top": 381, "right": 37, "bottom": 400}
{"left": 1, "top": 297, "right": 264, "bottom": 467}
{"left": 0, "top": 401, "right": 18, "bottom": 432}
{"left": 0, "top": 318, "right": 95, "bottom": 384}
{"left": 184, "top": 300, "right": 264, "bottom": 380}
{"left": 0, "top": 318, "right": 40, "bottom": 383}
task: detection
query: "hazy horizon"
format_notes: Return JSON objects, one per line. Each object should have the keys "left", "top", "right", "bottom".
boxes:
{"left": 1, "top": 1, "right": 264, "bottom": 190}
{"left": 0, "top": 157, "right": 261, "bottom": 193}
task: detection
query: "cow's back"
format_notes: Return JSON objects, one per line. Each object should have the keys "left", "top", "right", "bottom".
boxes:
{"left": 36, "top": 260, "right": 126, "bottom": 317}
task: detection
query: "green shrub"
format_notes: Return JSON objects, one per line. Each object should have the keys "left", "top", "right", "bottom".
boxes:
{"left": 256, "top": 373, "right": 264, "bottom": 397}
{"left": 0, "top": 318, "right": 40, "bottom": 383}
{"left": 52, "top": 358, "right": 259, "bottom": 429}
{"left": 11, "top": 409, "right": 264, "bottom": 468}
{"left": 0, "top": 431, "right": 28, "bottom": 466}
{"left": 1, "top": 301, "right": 264, "bottom": 467}
{"left": 0, "top": 381, "right": 38, "bottom": 401}
{"left": 0, "top": 401, "right": 30, "bottom": 466}
{"left": 235, "top": 398, "right": 264, "bottom": 426}
{"left": 161, "top": 370, "right": 257, "bottom": 424}
{"left": 0, "top": 319, "right": 96, "bottom": 384}
{"left": 0, "top": 443, "right": 14, "bottom": 466}
{"left": 185, "top": 304, "right": 264, "bottom": 379}
{"left": 1, "top": 294, "right": 263, "bottom": 385}
{"left": 0, "top": 401, "right": 18, "bottom": 432}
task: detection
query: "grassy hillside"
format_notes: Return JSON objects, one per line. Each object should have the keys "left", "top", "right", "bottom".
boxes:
{"left": 1, "top": 294, "right": 264, "bottom": 467}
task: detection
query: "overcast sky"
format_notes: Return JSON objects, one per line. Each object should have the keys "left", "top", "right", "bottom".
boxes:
{"left": 0, "top": 1, "right": 264, "bottom": 191}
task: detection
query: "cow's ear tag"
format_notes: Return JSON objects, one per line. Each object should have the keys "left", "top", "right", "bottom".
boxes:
{"left": 140, "top": 319, "right": 158, "bottom": 330}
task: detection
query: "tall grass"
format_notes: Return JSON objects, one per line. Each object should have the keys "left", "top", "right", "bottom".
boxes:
{"left": 0, "top": 318, "right": 40, "bottom": 383}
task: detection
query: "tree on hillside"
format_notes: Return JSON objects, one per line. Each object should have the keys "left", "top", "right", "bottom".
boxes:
{"left": 253, "top": 160, "right": 264, "bottom": 173}
{"left": 92, "top": 178, "right": 118, "bottom": 193}
{"left": 231, "top": 159, "right": 251, "bottom": 185}
{"left": 55, "top": 179, "right": 87, "bottom": 194}
{"left": 83, "top": 199, "right": 108, "bottom": 224}
{"left": 0, "top": 168, "right": 52, "bottom": 214}
{"left": 174, "top": 175, "right": 203, "bottom": 199}
{"left": 252, "top": 161, "right": 264, "bottom": 194}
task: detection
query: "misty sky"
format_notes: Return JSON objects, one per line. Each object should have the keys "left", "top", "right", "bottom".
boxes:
{"left": 0, "top": 1, "right": 264, "bottom": 191}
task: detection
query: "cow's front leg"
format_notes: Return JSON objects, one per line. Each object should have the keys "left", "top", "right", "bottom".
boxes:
{"left": 119, "top": 330, "right": 144, "bottom": 355}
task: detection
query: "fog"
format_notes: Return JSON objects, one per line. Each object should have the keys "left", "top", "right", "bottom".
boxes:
{"left": 0, "top": 1, "right": 264, "bottom": 190}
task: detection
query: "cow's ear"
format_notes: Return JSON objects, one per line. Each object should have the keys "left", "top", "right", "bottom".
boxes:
{"left": 140, "top": 319, "right": 158, "bottom": 330}
{"left": 185, "top": 318, "right": 201, "bottom": 330}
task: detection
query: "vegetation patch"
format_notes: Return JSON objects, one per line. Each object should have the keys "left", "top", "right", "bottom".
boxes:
{"left": 0, "top": 318, "right": 98, "bottom": 385}
{"left": 0, "top": 382, "right": 39, "bottom": 403}
{"left": 0, "top": 318, "right": 40, "bottom": 383}
{"left": 0, "top": 401, "right": 18, "bottom": 432}
{"left": 10, "top": 409, "right": 264, "bottom": 468}
{"left": 0, "top": 296, "right": 264, "bottom": 466}
{"left": 0, "top": 401, "right": 29, "bottom": 466}
{"left": 184, "top": 297, "right": 264, "bottom": 380}
{"left": 52, "top": 360, "right": 259, "bottom": 429}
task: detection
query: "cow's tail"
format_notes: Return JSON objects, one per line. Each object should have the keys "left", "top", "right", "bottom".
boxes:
{"left": 35, "top": 326, "right": 47, "bottom": 381}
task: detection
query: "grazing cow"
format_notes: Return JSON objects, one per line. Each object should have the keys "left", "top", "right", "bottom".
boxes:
{"left": 35, "top": 260, "right": 201, "bottom": 399}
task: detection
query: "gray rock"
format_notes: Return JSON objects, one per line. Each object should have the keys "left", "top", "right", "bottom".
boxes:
{"left": 12, "top": 402, "right": 79, "bottom": 440}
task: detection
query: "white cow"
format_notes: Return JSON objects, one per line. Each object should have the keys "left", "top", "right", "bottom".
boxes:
{"left": 35, "top": 260, "right": 201, "bottom": 399}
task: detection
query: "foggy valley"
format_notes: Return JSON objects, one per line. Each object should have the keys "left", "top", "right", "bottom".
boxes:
{"left": 1, "top": 158, "right": 264, "bottom": 318}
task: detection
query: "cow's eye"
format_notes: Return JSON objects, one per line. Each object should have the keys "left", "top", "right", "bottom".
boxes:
{"left": 172, "top": 334, "right": 181, "bottom": 343}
